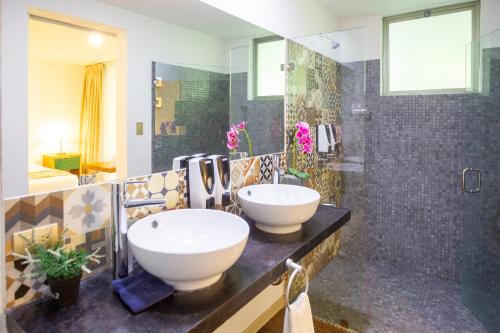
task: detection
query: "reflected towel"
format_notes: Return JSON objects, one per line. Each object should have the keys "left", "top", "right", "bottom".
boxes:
{"left": 283, "top": 292, "right": 315, "bottom": 333}
{"left": 112, "top": 270, "right": 174, "bottom": 314}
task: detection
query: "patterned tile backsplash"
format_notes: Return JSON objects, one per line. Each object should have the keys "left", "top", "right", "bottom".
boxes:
{"left": 3, "top": 153, "right": 282, "bottom": 309}
{"left": 286, "top": 40, "right": 344, "bottom": 205}
{"left": 4, "top": 184, "right": 112, "bottom": 309}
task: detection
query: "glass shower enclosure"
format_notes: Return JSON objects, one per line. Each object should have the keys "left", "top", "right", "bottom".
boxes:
{"left": 461, "top": 28, "right": 500, "bottom": 333}
{"left": 287, "top": 27, "right": 367, "bottom": 331}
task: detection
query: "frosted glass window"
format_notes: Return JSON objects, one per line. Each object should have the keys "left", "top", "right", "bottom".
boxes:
{"left": 384, "top": 3, "right": 478, "bottom": 94}
{"left": 255, "top": 37, "right": 285, "bottom": 97}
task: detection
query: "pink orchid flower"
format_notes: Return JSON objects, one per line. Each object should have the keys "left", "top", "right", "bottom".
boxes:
{"left": 236, "top": 121, "right": 246, "bottom": 130}
{"left": 294, "top": 121, "right": 313, "bottom": 154}
{"left": 226, "top": 125, "right": 240, "bottom": 150}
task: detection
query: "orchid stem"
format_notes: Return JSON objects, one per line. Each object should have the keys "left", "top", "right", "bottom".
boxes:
{"left": 242, "top": 129, "right": 253, "bottom": 157}
{"left": 291, "top": 129, "right": 298, "bottom": 170}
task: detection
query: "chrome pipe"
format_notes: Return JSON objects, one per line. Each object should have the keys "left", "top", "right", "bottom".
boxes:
{"left": 112, "top": 181, "right": 164, "bottom": 279}
{"left": 112, "top": 182, "right": 128, "bottom": 279}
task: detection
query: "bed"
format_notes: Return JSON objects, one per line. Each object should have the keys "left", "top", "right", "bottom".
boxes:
{"left": 28, "top": 163, "right": 79, "bottom": 194}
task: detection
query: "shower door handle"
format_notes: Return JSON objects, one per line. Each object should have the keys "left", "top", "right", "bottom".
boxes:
{"left": 462, "top": 168, "right": 481, "bottom": 193}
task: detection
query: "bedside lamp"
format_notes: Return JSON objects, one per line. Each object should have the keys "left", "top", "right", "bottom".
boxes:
{"left": 43, "top": 122, "right": 70, "bottom": 154}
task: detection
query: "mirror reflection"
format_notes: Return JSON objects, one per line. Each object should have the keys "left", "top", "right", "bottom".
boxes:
{"left": 16, "top": 5, "right": 284, "bottom": 197}
{"left": 151, "top": 37, "right": 285, "bottom": 173}
{"left": 27, "top": 16, "right": 118, "bottom": 194}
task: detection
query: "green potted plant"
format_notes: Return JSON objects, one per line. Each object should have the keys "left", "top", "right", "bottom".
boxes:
{"left": 13, "top": 231, "right": 103, "bottom": 307}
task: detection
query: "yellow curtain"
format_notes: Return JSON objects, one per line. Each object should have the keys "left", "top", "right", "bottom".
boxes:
{"left": 80, "top": 64, "right": 103, "bottom": 173}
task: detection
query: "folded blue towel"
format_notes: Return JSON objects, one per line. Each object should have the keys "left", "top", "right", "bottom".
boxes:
{"left": 112, "top": 270, "right": 174, "bottom": 314}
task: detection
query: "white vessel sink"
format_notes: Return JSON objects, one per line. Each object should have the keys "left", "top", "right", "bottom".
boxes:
{"left": 127, "top": 209, "right": 249, "bottom": 291}
{"left": 238, "top": 184, "right": 320, "bottom": 234}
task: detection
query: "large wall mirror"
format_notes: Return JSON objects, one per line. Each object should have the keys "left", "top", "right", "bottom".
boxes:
{"left": 151, "top": 31, "right": 285, "bottom": 173}
{"left": 8, "top": 3, "right": 285, "bottom": 198}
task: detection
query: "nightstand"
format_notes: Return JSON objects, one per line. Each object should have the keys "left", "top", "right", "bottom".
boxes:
{"left": 43, "top": 153, "right": 81, "bottom": 176}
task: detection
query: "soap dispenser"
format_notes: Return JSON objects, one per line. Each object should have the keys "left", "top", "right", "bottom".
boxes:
{"left": 207, "top": 155, "right": 231, "bottom": 208}
{"left": 188, "top": 157, "right": 215, "bottom": 209}
{"left": 172, "top": 155, "right": 193, "bottom": 170}
{"left": 327, "top": 124, "right": 337, "bottom": 152}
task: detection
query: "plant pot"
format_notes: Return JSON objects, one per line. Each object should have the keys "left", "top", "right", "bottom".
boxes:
{"left": 46, "top": 271, "right": 83, "bottom": 307}
{"left": 229, "top": 151, "right": 248, "bottom": 160}
{"left": 281, "top": 174, "right": 305, "bottom": 186}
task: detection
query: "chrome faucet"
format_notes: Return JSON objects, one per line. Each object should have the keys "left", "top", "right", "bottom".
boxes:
{"left": 272, "top": 154, "right": 286, "bottom": 184}
{"left": 112, "top": 180, "right": 164, "bottom": 279}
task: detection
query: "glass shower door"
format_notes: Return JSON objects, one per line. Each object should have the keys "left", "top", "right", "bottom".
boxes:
{"left": 287, "top": 27, "right": 367, "bottom": 331}
{"left": 461, "top": 29, "right": 500, "bottom": 333}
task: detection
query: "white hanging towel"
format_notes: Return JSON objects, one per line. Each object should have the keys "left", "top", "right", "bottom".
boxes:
{"left": 283, "top": 292, "right": 315, "bottom": 333}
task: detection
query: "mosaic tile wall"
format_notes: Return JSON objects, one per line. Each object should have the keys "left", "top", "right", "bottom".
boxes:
{"left": 152, "top": 63, "right": 229, "bottom": 173}
{"left": 152, "top": 64, "right": 287, "bottom": 172}
{"left": 358, "top": 48, "right": 500, "bottom": 284}
{"left": 286, "top": 40, "right": 344, "bottom": 205}
{"left": 230, "top": 72, "right": 285, "bottom": 156}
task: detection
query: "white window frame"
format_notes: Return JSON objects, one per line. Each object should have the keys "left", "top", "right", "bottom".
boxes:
{"left": 382, "top": 2, "right": 480, "bottom": 95}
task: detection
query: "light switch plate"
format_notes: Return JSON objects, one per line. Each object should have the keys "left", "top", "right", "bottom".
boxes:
{"left": 13, "top": 223, "right": 59, "bottom": 255}
{"left": 136, "top": 122, "right": 144, "bottom": 135}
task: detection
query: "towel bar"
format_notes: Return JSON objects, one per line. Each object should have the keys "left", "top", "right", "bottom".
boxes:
{"left": 285, "top": 259, "right": 309, "bottom": 309}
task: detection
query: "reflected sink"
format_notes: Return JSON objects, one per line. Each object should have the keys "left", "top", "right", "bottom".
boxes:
{"left": 128, "top": 209, "right": 249, "bottom": 291}
{"left": 238, "top": 184, "right": 320, "bottom": 234}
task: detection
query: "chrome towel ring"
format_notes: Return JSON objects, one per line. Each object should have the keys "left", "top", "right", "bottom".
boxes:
{"left": 285, "top": 259, "right": 309, "bottom": 309}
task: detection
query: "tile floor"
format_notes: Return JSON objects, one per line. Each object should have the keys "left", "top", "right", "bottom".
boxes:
{"left": 309, "top": 256, "right": 489, "bottom": 333}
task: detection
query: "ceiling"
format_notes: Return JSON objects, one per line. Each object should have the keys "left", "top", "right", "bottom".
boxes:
{"left": 29, "top": 18, "right": 117, "bottom": 65}
{"left": 315, "top": 0, "right": 476, "bottom": 19}
{"left": 97, "top": 0, "right": 270, "bottom": 40}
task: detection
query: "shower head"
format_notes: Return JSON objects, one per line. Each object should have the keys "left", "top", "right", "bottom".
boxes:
{"left": 319, "top": 33, "right": 340, "bottom": 49}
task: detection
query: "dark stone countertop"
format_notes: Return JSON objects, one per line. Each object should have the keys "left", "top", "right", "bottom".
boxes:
{"left": 8, "top": 205, "right": 350, "bottom": 333}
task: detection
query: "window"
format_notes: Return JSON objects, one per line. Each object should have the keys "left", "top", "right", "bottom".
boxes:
{"left": 382, "top": 2, "right": 479, "bottom": 95}
{"left": 253, "top": 35, "right": 285, "bottom": 98}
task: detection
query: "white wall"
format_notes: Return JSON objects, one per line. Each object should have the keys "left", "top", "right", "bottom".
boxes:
{"left": 1, "top": 0, "right": 227, "bottom": 197}
{"left": 200, "top": 0, "right": 338, "bottom": 38}
{"left": 290, "top": 26, "right": 368, "bottom": 64}
{"left": 28, "top": 60, "right": 84, "bottom": 165}
{"left": 339, "top": 15, "right": 382, "bottom": 61}
{"left": 225, "top": 38, "right": 252, "bottom": 73}
{"left": 481, "top": 0, "right": 500, "bottom": 36}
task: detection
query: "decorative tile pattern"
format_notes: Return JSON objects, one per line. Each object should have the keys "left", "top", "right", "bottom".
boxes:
{"left": 4, "top": 192, "right": 64, "bottom": 256}
{"left": 226, "top": 158, "right": 246, "bottom": 216}
{"left": 178, "top": 168, "right": 188, "bottom": 209}
{"left": 279, "top": 151, "right": 288, "bottom": 170}
{"left": 287, "top": 230, "right": 342, "bottom": 304}
{"left": 4, "top": 192, "right": 64, "bottom": 308}
{"left": 226, "top": 154, "right": 277, "bottom": 215}
{"left": 286, "top": 40, "right": 343, "bottom": 204}
{"left": 66, "top": 228, "right": 110, "bottom": 277}
{"left": 6, "top": 258, "right": 46, "bottom": 309}
{"left": 125, "top": 170, "right": 184, "bottom": 221}
{"left": 4, "top": 187, "right": 113, "bottom": 309}
{"left": 259, "top": 155, "right": 273, "bottom": 183}
{"left": 64, "top": 184, "right": 111, "bottom": 235}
